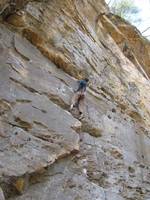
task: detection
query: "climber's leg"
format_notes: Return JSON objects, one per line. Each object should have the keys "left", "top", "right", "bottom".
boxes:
{"left": 78, "top": 94, "right": 85, "bottom": 115}
{"left": 70, "top": 92, "right": 80, "bottom": 110}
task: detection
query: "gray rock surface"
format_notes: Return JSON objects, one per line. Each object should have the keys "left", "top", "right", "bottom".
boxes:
{"left": 0, "top": 187, "right": 5, "bottom": 200}
{"left": 0, "top": 0, "right": 150, "bottom": 200}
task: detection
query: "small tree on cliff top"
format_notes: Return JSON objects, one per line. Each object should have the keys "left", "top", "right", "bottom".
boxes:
{"left": 108, "top": 0, "right": 141, "bottom": 24}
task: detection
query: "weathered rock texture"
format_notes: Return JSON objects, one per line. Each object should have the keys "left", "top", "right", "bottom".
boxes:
{"left": 100, "top": 13, "right": 150, "bottom": 79}
{"left": 0, "top": 0, "right": 150, "bottom": 200}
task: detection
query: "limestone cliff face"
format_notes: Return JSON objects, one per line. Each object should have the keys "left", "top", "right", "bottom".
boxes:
{"left": 100, "top": 13, "right": 150, "bottom": 79}
{"left": 0, "top": 1, "right": 150, "bottom": 200}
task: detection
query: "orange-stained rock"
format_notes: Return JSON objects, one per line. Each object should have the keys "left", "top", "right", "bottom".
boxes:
{"left": 100, "top": 13, "right": 150, "bottom": 78}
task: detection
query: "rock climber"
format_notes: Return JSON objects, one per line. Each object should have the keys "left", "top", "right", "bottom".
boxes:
{"left": 70, "top": 78, "right": 89, "bottom": 117}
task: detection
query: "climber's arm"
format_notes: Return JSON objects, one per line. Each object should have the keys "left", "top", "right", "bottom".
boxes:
{"left": 75, "top": 80, "right": 82, "bottom": 92}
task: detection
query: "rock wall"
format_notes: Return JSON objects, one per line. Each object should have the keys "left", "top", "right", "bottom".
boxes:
{"left": 100, "top": 13, "right": 150, "bottom": 79}
{"left": 0, "top": 0, "right": 150, "bottom": 200}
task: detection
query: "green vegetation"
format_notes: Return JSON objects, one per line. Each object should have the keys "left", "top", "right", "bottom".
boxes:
{"left": 108, "top": 0, "right": 141, "bottom": 24}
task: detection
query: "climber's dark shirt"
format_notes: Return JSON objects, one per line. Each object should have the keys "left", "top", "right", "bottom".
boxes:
{"left": 76, "top": 80, "right": 87, "bottom": 92}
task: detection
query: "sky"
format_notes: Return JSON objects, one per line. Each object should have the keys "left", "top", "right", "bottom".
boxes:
{"left": 134, "top": 0, "right": 150, "bottom": 38}
{"left": 106, "top": 0, "right": 150, "bottom": 40}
